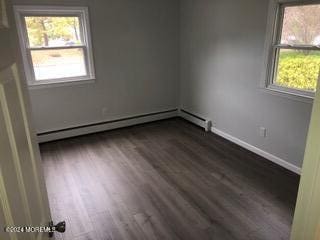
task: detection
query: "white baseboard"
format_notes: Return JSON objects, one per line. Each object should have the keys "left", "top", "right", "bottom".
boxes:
{"left": 38, "top": 109, "right": 178, "bottom": 143}
{"left": 211, "top": 127, "right": 301, "bottom": 175}
{"left": 178, "top": 108, "right": 301, "bottom": 175}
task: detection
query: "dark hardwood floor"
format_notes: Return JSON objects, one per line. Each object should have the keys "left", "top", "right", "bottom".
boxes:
{"left": 40, "top": 118, "right": 300, "bottom": 240}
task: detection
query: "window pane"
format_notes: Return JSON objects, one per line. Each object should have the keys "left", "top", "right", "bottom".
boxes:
{"left": 31, "top": 48, "right": 87, "bottom": 80}
{"left": 274, "top": 49, "right": 319, "bottom": 92}
{"left": 25, "top": 16, "right": 82, "bottom": 47}
{"left": 281, "top": 4, "right": 320, "bottom": 45}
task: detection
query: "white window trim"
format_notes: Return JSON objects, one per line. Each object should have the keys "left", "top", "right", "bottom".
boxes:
{"left": 14, "top": 5, "right": 95, "bottom": 87}
{"left": 261, "top": 0, "right": 320, "bottom": 103}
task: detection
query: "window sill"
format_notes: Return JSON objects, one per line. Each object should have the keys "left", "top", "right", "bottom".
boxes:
{"left": 261, "top": 85, "right": 314, "bottom": 104}
{"left": 28, "top": 78, "right": 95, "bottom": 90}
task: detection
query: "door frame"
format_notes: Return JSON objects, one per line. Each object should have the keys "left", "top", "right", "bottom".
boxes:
{"left": 291, "top": 77, "right": 320, "bottom": 240}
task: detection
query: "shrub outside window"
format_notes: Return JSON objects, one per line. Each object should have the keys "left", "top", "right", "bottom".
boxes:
{"left": 14, "top": 6, "right": 95, "bottom": 86}
{"left": 266, "top": 2, "right": 320, "bottom": 98}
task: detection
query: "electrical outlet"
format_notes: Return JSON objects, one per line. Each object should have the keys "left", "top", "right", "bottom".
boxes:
{"left": 259, "top": 127, "right": 267, "bottom": 138}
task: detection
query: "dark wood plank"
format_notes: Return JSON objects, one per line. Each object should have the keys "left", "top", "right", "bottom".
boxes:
{"left": 40, "top": 118, "right": 300, "bottom": 240}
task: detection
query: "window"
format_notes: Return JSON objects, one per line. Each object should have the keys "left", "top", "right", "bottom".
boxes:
{"left": 14, "top": 6, "right": 95, "bottom": 86}
{"left": 265, "top": 2, "right": 320, "bottom": 98}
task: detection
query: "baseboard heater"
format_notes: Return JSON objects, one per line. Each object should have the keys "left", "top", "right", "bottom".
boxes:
{"left": 37, "top": 109, "right": 178, "bottom": 143}
{"left": 179, "top": 109, "right": 212, "bottom": 132}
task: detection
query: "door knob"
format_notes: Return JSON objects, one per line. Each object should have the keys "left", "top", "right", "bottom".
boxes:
{"left": 49, "top": 221, "right": 66, "bottom": 238}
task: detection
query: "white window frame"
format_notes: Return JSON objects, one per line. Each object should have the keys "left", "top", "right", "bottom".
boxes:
{"left": 262, "top": 0, "right": 320, "bottom": 101}
{"left": 14, "top": 5, "right": 95, "bottom": 87}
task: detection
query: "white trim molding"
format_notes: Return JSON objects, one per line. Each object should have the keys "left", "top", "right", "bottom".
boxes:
{"left": 179, "top": 108, "right": 301, "bottom": 175}
{"left": 211, "top": 127, "right": 302, "bottom": 175}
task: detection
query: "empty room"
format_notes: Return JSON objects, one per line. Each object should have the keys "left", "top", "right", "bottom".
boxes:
{"left": 1, "top": 0, "right": 320, "bottom": 239}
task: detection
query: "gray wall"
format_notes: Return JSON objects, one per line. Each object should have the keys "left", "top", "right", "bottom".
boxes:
{"left": 8, "top": 0, "right": 312, "bottom": 168}
{"left": 180, "top": 0, "right": 312, "bottom": 168}
{"left": 10, "top": 0, "right": 180, "bottom": 133}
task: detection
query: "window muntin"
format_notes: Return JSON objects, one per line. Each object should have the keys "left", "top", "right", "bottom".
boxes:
{"left": 15, "top": 6, "right": 95, "bottom": 86}
{"left": 269, "top": 3, "right": 320, "bottom": 95}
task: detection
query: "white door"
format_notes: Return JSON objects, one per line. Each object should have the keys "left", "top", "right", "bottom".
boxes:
{"left": 291, "top": 77, "right": 320, "bottom": 239}
{"left": 0, "top": 5, "right": 53, "bottom": 237}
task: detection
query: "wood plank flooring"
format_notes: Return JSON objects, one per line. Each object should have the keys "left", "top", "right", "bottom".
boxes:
{"left": 40, "top": 118, "right": 300, "bottom": 240}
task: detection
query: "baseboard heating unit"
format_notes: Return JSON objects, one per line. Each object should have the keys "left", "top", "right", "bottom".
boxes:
{"left": 179, "top": 109, "right": 212, "bottom": 132}
{"left": 37, "top": 109, "right": 178, "bottom": 143}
